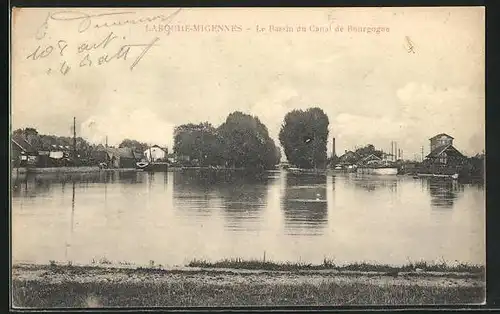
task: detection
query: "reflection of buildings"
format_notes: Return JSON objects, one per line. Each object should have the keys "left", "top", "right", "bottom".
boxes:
{"left": 427, "top": 178, "right": 464, "bottom": 209}
{"left": 117, "top": 171, "right": 140, "bottom": 183}
{"left": 282, "top": 173, "right": 328, "bottom": 235}
{"left": 351, "top": 176, "right": 398, "bottom": 192}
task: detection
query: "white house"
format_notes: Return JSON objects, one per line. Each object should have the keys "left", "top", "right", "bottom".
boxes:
{"left": 144, "top": 145, "right": 167, "bottom": 162}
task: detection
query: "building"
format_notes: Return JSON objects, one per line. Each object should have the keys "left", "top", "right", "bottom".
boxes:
{"left": 338, "top": 150, "right": 359, "bottom": 165}
{"left": 144, "top": 145, "right": 167, "bottom": 162}
{"left": 359, "top": 153, "right": 382, "bottom": 166}
{"left": 11, "top": 135, "right": 38, "bottom": 167}
{"left": 105, "top": 147, "right": 137, "bottom": 168}
{"left": 429, "top": 133, "right": 454, "bottom": 152}
{"left": 134, "top": 151, "right": 145, "bottom": 161}
{"left": 91, "top": 144, "right": 108, "bottom": 164}
{"left": 425, "top": 133, "right": 465, "bottom": 165}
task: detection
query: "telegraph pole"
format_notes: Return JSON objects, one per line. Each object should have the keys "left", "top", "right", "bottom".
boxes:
{"left": 73, "top": 117, "right": 77, "bottom": 160}
{"left": 421, "top": 146, "right": 424, "bottom": 162}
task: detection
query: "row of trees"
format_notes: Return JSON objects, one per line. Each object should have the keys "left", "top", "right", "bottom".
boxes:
{"left": 174, "top": 108, "right": 330, "bottom": 170}
{"left": 14, "top": 107, "right": 332, "bottom": 170}
{"left": 173, "top": 112, "right": 282, "bottom": 170}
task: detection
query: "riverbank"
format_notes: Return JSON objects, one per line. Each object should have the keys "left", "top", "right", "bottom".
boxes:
{"left": 11, "top": 167, "right": 141, "bottom": 174}
{"left": 12, "top": 261, "right": 485, "bottom": 307}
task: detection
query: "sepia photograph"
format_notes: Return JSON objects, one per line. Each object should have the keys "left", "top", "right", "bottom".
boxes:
{"left": 10, "top": 7, "right": 485, "bottom": 308}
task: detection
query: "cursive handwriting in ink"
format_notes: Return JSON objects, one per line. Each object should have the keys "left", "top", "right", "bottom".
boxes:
{"left": 77, "top": 32, "right": 118, "bottom": 54}
{"left": 78, "top": 36, "right": 160, "bottom": 71}
{"left": 94, "top": 8, "right": 183, "bottom": 31}
{"left": 129, "top": 37, "right": 160, "bottom": 71}
{"left": 41, "top": 11, "right": 135, "bottom": 35}
{"left": 37, "top": 8, "right": 183, "bottom": 37}
{"left": 60, "top": 61, "right": 71, "bottom": 75}
{"left": 35, "top": 12, "right": 51, "bottom": 40}
{"left": 404, "top": 36, "right": 416, "bottom": 54}
{"left": 27, "top": 45, "right": 54, "bottom": 60}
{"left": 57, "top": 40, "right": 68, "bottom": 56}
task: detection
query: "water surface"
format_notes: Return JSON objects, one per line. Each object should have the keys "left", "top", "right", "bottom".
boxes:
{"left": 11, "top": 169, "right": 485, "bottom": 266}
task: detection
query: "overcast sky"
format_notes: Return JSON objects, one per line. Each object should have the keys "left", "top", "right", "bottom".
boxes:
{"left": 12, "top": 7, "right": 484, "bottom": 159}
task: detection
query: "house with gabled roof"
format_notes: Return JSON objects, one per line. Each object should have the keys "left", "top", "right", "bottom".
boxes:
{"left": 338, "top": 150, "right": 359, "bottom": 165}
{"left": 358, "top": 153, "right": 383, "bottom": 166}
{"left": 425, "top": 133, "right": 465, "bottom": 165}
{"left": 11, "top": 134, "right": 38, "bottom": 166}
{"left": 105, "top": 147, "right": 137, "bottom": 168}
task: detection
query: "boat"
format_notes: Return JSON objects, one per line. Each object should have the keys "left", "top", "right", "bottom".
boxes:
{"left": 415, "top": 173, "right": 459, "bottom": 180}
{"left": 287, "top": 168, "right": 326, "bottom": 175}
{"left": 356, "top": 166, "right": 398, "bottom": 175}
{"left": 136, "top": 161, "right": 150, "bottom": 169}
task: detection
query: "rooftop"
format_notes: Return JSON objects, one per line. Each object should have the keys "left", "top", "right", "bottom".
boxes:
{"left": 429, "top": 133, "right": 454, "bottom": 140}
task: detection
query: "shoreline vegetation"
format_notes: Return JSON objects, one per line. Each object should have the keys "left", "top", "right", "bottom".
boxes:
{"left": 12, "top": 258, "right": 485, "bottom": 307}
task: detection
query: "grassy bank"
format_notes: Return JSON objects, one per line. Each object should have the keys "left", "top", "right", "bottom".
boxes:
{"left": 187, "top": 258, "right": 484, "bottom": 274}
{"left": 12, "top": 262, "right": 485, "bottom": 308}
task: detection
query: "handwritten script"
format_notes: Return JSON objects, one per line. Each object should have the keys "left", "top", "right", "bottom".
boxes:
{"left": 36, "top": 8, "right": 182, "bottom": 39}
{"left": 27, "top": 31, "right": 160, "bottom": 74}
{"left": 26, "top": 9, "right": 183, "bottom": 75}
{"left": 404, "top": 36, "right": 416, "bottom": 54}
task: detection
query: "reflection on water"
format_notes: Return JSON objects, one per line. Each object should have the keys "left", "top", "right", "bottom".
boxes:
{"left": 351, "top": 175, "right": 398, "bottom": 192}
{"left": 11, "top": 170, "right": 485, "bottom": 266}
{"left": 282, "top": 173, "right": 328, "bottom": 235}
{"left": 426, "top": 178, "right": 464, "bottom": 209}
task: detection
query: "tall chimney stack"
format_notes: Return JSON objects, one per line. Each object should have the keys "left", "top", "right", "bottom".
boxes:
{"left": 332, "top": 137, "right": 336, "bottom": 158}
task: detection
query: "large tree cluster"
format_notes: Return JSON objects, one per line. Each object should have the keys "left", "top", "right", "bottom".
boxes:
{"left": 279, "top": 108, "right": 329, "bottom": 169}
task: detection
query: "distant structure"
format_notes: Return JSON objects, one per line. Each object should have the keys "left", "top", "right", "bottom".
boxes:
{"left": 339, "top": 150, "right": 359, "bottom": 165}
{"left": 144, "top": 145, "right": 167, "bottom": 162}
{"left": 425, "top": 133, "right": 465, "bottom": 165}
{"left": 332, "top": 137, "right": 336, "bottom": 158}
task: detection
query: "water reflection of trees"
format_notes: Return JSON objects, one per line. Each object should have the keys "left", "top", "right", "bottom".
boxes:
{"left": 282, "top": 173, "right": 328, "bottom": 235}
{"left": 172, "top": 169, "right": 271, "bottom": 229}
{"left": 172, "top": 170, "right": 220, "bottom": 213}
{"left": 218, "top": 172, "right": 270, "bottom": 231}
{"left": 427, "top": 178, "right": 464, "bottom": 209}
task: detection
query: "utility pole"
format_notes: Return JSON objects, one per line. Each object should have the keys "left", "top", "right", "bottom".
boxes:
{"left": 421, "top": 146, "right": 424, "bottom": 162}
{"left": 73, "top": 117, "right": 77, "bottom": 160}
{"left": 391, "top": 141, "right": 395, "bottom": 162}
{"left": 105, "top": 136, "right": 108, "bottom": 148}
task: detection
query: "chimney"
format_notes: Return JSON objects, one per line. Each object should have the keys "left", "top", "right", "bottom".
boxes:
{"left": 332, "top": 137, "right": 336, "bottom": 157}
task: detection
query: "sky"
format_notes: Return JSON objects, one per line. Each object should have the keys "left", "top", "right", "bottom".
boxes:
{"left": 12, "top": 7, "right": 485, "bottom": 160}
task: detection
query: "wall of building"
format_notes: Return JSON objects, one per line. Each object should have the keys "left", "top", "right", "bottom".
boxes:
{"left": 430, "top": 135, "right": 453, "bottom": 152}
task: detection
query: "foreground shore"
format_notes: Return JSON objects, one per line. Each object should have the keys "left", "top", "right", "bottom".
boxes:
{"left": 12, "top": 262, "right": 485, "bottom": 308}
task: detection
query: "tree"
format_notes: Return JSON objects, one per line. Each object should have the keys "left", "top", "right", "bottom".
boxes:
{"left": 218, "top": 112, "right": 280, "bottom": 170}
{"left": 119, "top": 139, "right": 149, "bottom": 152}
{"left": 173, "top": 122, "right": 220, "bottom": 166}
{"left": 279, "top": 108, "right": 329, "bottom": 169}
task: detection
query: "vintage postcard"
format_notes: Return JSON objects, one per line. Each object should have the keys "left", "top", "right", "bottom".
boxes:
{"left": 10, "top": 7, "right": 485, "bottom": 308}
